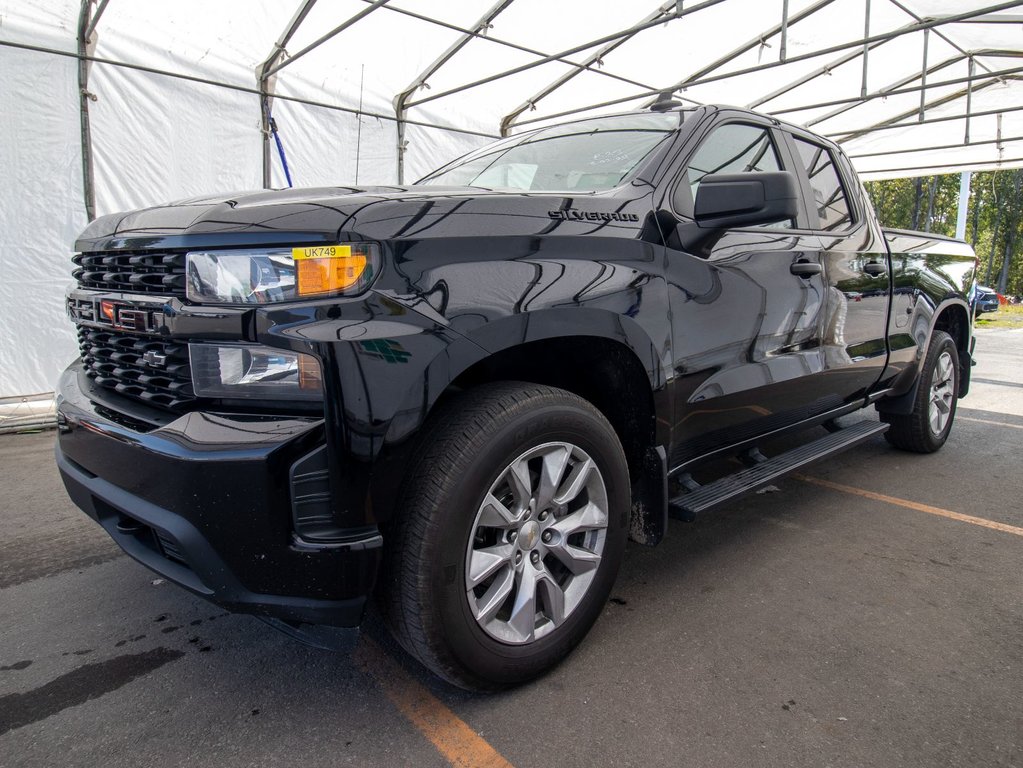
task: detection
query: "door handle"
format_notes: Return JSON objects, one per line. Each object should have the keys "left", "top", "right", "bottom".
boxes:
{"left": 863, "top": 261, "right": 888, "bottom": 276}
{"left": 790, "top": 260, "right": 822, "bottom": 277}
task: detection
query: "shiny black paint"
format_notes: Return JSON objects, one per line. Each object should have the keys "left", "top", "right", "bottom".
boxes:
{"left": 57, "top": 105, "right": 976, "bottom": 626}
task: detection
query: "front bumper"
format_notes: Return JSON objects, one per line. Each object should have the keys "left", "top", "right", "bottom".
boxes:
{"left": 55, "top": 365, "right": 382, "bottom": 627}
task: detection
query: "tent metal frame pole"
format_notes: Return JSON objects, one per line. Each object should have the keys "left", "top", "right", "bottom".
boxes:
{"left": 747, "top": 0, "right": 1005, "bottom": 115}
{"left": 861, "top": 0, "right": 871, "bottom": 98}
{"left": 862, "top": 156, "right": 1023, "bottom": 175}
{"left": 780, "top": 0, "right": 790, "bottom": 62}
{"left": 262, "top": 0, "right": 391, "bottom": 80}
{"left": 0, "top": 38, "right": 501, "bottom": 139}
{"left": 686, "top": 1, "right": 1017, "bottom": 89}
{"left": 965, "top": 56, "right": 976, "bottom": 143}
{"left": 886, "top": 0, "right": 997, "bottom": 77}
{"left": 919, "top": 29, "right": 929, "bottom": 121}
{"left": 768, "top": 64, "right": 1023, "bottom": 119}
{"left": 512, "top": 0, "right": 1019, "bottom": 130}
{"left": 258, "top": 0, "right": 318, "bottom": 189}
{"left": 498, "top": 1, "right": 677, "bottom": 137}
{"left": 394, "top": 0, "right": 515, "bottom": 183}
{"left": 82, "top": 0, "right": 110, "bottom": 44}
{"left": 403, "top": 0, "right": 730, "bottom": 110}
{"left": 957, "top": 13, "right": 1023, "bottom": 23}
{"left": 832, "top": 65, "right": 1017, "bottom": 143}
{"left": 833, "top": 103, "right": 1023, "bottom": 140}
{"left": 77, "top": 0, "right": 106, "bottom": 222}
{"left": 748, "top": 29, "right": 901, "bottom": 110}
{"left": 803, "top": 53, "right": 966, "bottom": 126}
{"left": 364, "top": 0, "right": 668, "bottom": 95}
{"left": 849, "top": 134, "right": 1023, "bottom": 159}
{"left": 643, "top": 0, "right": 839, "bottom": 108}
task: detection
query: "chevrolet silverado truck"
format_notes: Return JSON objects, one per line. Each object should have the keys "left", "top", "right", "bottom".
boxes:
{"left": 56, "top": 104, "right": 977, "bottom": 690}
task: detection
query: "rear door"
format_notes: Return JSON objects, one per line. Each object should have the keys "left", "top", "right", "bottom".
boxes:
{"left": 782, "top": 132, "right": 892, "bottom": 401}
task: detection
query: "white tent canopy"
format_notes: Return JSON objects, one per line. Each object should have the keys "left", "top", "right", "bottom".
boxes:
{"left": 1, "top": 0, "right": 1022, "bottom": 400}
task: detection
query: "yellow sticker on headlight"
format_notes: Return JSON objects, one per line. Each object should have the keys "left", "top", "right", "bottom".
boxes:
{"left": 292, "top": 245, "right": 351, "bottom": 261}
{"left": 292, "top": 244, "right": 367, "bottom": 296}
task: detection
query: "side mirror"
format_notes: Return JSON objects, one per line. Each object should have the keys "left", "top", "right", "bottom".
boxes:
{"left": 693, "top": 171, "right": 799, "bottom": 230}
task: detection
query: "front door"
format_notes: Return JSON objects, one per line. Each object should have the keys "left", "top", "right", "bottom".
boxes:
{"left": 662, "top": 119, "right": 835, "bottom": 468}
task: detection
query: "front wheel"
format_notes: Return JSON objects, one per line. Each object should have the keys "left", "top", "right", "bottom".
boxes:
{"left": 378, "top": 382, "right": 630, "bottom": 691}
{"left": 881, "top": 330, "right": 959, "bottom": 453}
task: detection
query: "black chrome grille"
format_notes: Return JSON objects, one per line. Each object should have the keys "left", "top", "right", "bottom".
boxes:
{"left": 78, "top": 327, "right": 195, "bottom": 410}
{"left": 72, "top": 251, "right": 187, "bottom": 296}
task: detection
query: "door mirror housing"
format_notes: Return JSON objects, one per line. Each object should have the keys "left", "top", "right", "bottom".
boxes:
{"left": 692, "top": 171, "right": 799, "bottom": 230}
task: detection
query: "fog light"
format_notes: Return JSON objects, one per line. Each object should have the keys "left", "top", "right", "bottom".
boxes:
{"left": 189, "top": 343, "right": 323, "bottom": 400}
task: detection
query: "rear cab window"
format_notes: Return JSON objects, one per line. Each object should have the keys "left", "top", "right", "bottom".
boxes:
{"left": 791, "top": 138, "right": 854, "bottom": 232}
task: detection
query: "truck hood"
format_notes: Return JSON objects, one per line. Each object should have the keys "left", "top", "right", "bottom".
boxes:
{"left": 74, "top": 185, "right": 636, "bottom": 251}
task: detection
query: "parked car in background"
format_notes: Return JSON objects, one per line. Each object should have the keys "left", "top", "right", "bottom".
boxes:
{"left": 973, "top": 285, "right": 1000, "bottom": 315}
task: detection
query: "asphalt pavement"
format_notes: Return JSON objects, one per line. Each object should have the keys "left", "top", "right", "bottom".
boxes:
{"left": 1, "top": 328, "right": 1020, "bottom": 768}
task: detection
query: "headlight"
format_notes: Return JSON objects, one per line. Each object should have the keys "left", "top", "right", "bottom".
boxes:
{"left": 185, "top": 243, "right": 378, "bottom": 304}
{"left": 189, "top": 343, "right": 323, "bottom": 400}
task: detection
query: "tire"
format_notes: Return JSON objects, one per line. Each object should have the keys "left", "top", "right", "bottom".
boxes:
{"left": 377, "top": 382, "right": 630, "bottom": 691}
{"left": 881, "top": 330, "right": 959, "bottom": 453}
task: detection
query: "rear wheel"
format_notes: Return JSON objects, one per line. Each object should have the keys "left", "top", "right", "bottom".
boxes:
{"left": 378, "top": 382, "right": 630, "bottom": 691}
{"left": 882, "top": 330, "right": 959, "bottom": 453}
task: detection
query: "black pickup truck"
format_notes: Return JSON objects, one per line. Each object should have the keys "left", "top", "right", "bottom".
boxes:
{"left": 56, "top": 104, "right": 976, "bottom": 690}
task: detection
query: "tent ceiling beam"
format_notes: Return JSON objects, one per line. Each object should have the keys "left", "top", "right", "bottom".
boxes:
{"left": 511, "top": 0, "right": 1019, "bottom": 132}
{"left": 804, "top": 52, "right": 966, "bottom": 126}
{"left": 746, "top": 0, "right": 1000, "bottom": 115}
{"left": 82, "top": 0, "right": 110, "bottom": 45}
{"left": 643, "top": 0, "right": 840, "bottom": 107}
{"left": 0, "top": 38, "right": 501, "bottom": 138}
{"left": 773, "top": 62, "right": 1023, "bottom": 120}
{"left": 403, "top": 0, "right": 730, "bottom": 110}
{"left": 361, "top": 0, "right": 665, "bottom": 96}
{"left": 747, "top": 24, "right": 906, "bottom": 110}
{"left": 834, "top": 103, "right": 1023, "bottom": 141}
{"left": 498, "top": 1, "right": 678, "bottom": 137}
{"left": 957, "top": 13, "right": 1023, "bottom": 22}
{"left": 834, "top": 76, "right": 1009, "bottom": 142}
{"left": 887, "top": 0, "right": 997, "bottom": 76}
{"left": 848, "top": 134, "right": 1023, "bottom": 159}
{"left": 861, "top": 155, "right": 1023, "bottom": 174}
{"left": 262, "top": 0, "right": 391, "bottom": 80}
{"left": 394, "top": 0, "right": 516, "bottom": 183}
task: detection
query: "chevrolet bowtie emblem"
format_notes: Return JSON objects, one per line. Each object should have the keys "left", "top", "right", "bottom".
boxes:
{"left": 142, "top": 350, "right": 167, "bottom": 368}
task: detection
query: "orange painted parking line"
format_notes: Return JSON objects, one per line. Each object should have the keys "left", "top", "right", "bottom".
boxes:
{"left": 356, "top": 638, "right": 514, "bottom": 768}
{"left": 957, "top": 415, "right": 1023, "bottom": 430}
{"left": 795, "top": 474, "right": 1023, "bottom": 537}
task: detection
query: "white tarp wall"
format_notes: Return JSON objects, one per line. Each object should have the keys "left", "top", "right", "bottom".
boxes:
{"left": 1, "top": 7, "right": 86, "bottom": 400}
{"left": 1, "top": 0, "right": 1021, "bottom": 400}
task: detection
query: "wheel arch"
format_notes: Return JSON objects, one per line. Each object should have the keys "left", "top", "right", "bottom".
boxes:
{"left": 878, "top": 297, "right": 972, "bottom": 415}
{"left": 371, "top": 310, "right": 670, "bottom": 540}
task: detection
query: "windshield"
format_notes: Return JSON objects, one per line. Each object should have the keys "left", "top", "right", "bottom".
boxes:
{"left": 417, "top": 112, "right": 686, "bottom": 192}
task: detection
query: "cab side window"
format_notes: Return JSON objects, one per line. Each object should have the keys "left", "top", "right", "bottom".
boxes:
{"left": 791, "top": 138, "right": 853, "bottom": 231}
{"left": 687, "top": 123, "right": 782, "bottom": 198}
{"left": 684, "top": 123, "right": 790, "bottom": 228}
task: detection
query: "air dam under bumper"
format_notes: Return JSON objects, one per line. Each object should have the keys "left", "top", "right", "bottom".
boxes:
{"left": 54, "top": 365, "right": 382, "bottom": 627}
